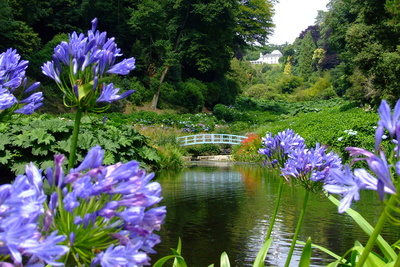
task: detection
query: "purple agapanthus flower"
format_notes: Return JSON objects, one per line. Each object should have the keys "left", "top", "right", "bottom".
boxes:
{"left": 0, "top": 49, "right": 42, "bottom": 116}
{"left": 44, "top": 145, "right": 166, "bottom": 266}
{"left": 374, "top": 99, "right": 400, "bottom": 151}
{"left": 41, "top": 18, "right": 135, "bottom": 111}
{"left": 259, "top": 129, "right": 306, "bottom": 167}
{"left": 325, "top": 165, "right": 396, "bottom": 213}
{"left": 0, "top": 162, "right": 68, "bottom": 266}
{"left": 0, "top": 145, "right": 165, "bottom": 266}
{"left": 282, "top": 143, "right": 342, "bottom": 191}
{"left": 96, "top": 83, "right": 134, "bottom": 103}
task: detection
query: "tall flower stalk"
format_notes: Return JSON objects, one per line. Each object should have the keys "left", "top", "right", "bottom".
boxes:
{"left": 259, "top": 129, "right": 342, "bottom": 266}
{"left": 281, "top": 143, "right": 341, "bottom": 266}
{"left": 259, "top": 129, "right": 306, "bottom": 241}
{"left": 42, "top": 18, "right": 135, "bottom": 169}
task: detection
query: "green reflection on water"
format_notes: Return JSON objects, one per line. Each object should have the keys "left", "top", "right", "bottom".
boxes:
{"left": 153, "top": 163, "right": 399, "bottom": 267}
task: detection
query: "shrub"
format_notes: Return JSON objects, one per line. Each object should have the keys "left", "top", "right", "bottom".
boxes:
{"left": 276, "top": 75, "right": 304, "bottom": 94}
{"left": 0, "top": 115, "right": 160, "bottom": 174}
{"left": 232, "top": 133, "right": 264, "bottom": 162}
{"left": 157, "top": 144, "right": 185, "bottom": 169}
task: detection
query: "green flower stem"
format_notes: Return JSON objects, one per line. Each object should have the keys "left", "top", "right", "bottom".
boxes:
{"left": 355, "top": 194, "right": 397, "bottom": 267}
{"left": 68, "top": 107, "right": 83, "bottom": 170}
{"left": 266, "top": 176, "right": 284, "bottom": 240}
{"left": 284, "top": 189, "right": 310, "bottom": 267}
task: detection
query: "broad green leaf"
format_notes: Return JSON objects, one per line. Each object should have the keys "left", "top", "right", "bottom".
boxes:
{"left": 32, "top": 146, "right": 49, "bottom": 156}
{"left": 349, "top": 241, "right": 387, "bottom": 267}
{"left": 299, "top": 237, "right": 312, "bottom": 267}
{"left": 172, "top": 238, "right": 188, "bottom": 267}
{"left": 137, "top": 146, "right": 160, "bottom": 162}
{"left": 57, "top": 140, "right": 71, "bottom": 153}
{"left": 102, "top": 150, "right": 115, "bottom": 165}
{"left": 152, "top": 255, "right": 185, "bottom": 267}
{"left": 253, "top": 237, "right": 273, "bottom": 267}
{"left": 0, "top": 134, "right": 11, "bottom": 150}
{"left": 220, "top": 252, "right": 231, "bottom": 267}
{"left": 296, "top": 241, "right": 342, "bottom": 261}
{"left": 12, "top": 131, "right": 32, "bottom": 148}
{"left": 29, "top": 129, "right": 55, "bottom": 145}
{"left": 11, "top": 162, "right": 28, "bottom": 175}
{"left": 0, "top": 150, "right": 12, "bottom": 164}
{"left": 328, "top": 195, "right": 396, "bottom": 261}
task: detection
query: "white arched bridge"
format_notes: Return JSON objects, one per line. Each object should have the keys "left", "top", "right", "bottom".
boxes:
{"left": 177, "top": 134, "right": 247, "bottom": 146}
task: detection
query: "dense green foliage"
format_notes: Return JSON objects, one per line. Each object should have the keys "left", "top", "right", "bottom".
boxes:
{"left": 2, "top": 0, "right": 399, "bottom": 112}
{"left": 0, "top": 114, "right": 159, "bottom": 175}
{"left": 1, "top": 0, "right": 276, "bottom": 113}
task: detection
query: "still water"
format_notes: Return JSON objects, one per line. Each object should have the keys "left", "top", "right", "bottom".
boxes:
{"left": 152, "top": 162, "right": 400, "bottom": 267}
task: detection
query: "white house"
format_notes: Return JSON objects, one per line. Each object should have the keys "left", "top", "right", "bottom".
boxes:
{"left": 250, "top": 50, "right": 283, "bottom": 64}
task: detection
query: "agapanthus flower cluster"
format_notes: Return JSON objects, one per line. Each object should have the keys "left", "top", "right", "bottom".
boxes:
{"left": 41, "top": 18, "right": 135, "bottom": 112}
{"left": 259, "top": 129, "right": 343, "bottom": 193}
{"left": 0, "top": 163, "right": 68, "bottom": 266}
{"left": 258, "top": 129, "right": 306, "bottom": 167}
{"left": 0, "top": 48, "right": 42, "bottom": 117}
{"left": 324, "top": 100, "right": 399, "bottom": 213}
{"left": 47, "top": 145, "right": 166, "bottom": 266}
{"left": 0, "top": 146, "right": 166, "bottom": 266}
{"left": 282, "top": 143, "right": 342, "bottom": 192}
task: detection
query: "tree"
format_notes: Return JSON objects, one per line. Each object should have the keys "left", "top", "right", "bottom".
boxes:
{"left": 235, "top": 0, "right": 275, "bottom": 49}
{"left": 294, "top": 31, "right": 316, "bottom": 80}
{"left": 130, "top": 0, "right": 271, "bottom": 108}
{"left": 0, "top": 0, "right": 40, "bottom": 56}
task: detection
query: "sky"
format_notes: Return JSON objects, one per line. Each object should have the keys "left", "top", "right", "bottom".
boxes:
{"left": 268, "top": 0, "right": 330, "bottom": 45}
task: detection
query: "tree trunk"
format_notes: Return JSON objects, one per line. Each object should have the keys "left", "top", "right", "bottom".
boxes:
{"left": 151, "top": 65, "right": 170, "bottom": 110}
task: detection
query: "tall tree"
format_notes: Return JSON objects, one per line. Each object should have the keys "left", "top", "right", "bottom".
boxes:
{"left": 129, "top": 0, "right": 276, "bottom": 109}
{"left": 0, "top": 0, "right": 40, "bottom": 56}
{"left": 294, "top": 31, "right": 316, "bottom": 80}
{"left": 234, "top": 0, "right": 276, "bottom": 57}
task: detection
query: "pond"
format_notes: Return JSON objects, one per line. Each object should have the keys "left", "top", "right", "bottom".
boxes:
{"left": 152, "top": 162, "right": 400, "bottom": 267}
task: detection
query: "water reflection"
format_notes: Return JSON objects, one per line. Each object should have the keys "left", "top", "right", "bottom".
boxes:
{"left": 153, "top": 162, "right": 399, "bottom": 266}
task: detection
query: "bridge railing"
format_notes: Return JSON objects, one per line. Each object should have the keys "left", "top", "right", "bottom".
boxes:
{"left": 177, "top": 134, "right": 247, "bottom": 146}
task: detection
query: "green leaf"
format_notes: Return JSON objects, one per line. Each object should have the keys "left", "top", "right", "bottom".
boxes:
{"left": 220, "top": 252, "right": 231, "bottom": 267}
{"left": 153, "top": 255, "right": 185, "bottom": 267}
{"left": 349, "top": 241, "right": 387, "bottom": 267}
{"left": 11, "top": 162, "right": 27, "bottom": 175}
{"left": 32, "top": 145, "right": 49, "bottom": 156}
{"left": 102, "top": 151, "right": 115, "bottom": 165}
{"left": 57, "top": 140, "right": 71, "bottom": 153}
{"left": 137, "top": 146, "right": 160, "bottom": 162}
{"left": 172, "top": 238, "right": 187, "bottom": 267}
{"left": 12, "top": 131, "right": 32, "bottom": 148}
{"left": 253, "top": 237, "right": 272, "bottom": 267}
{"left": 0, "top": 150, "right": 12, "bottom": 164}
{"left": 0, "top": 134, "right": 11, "bottom": 150}
{"left": 299, "top": 237, "right": 312, "bottom": 267}
{"left": 29, "top": 128, "right": 55, "bottom": 145}
{"left": 327, "top": 195, "right": 396, "bottom": 261}
{"left": 296, "top": 241, "right": 342, "bottom": 261}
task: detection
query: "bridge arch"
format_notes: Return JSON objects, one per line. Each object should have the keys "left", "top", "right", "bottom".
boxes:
{"left": 177, "top": 134, "right": 247, "bottom": 146}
